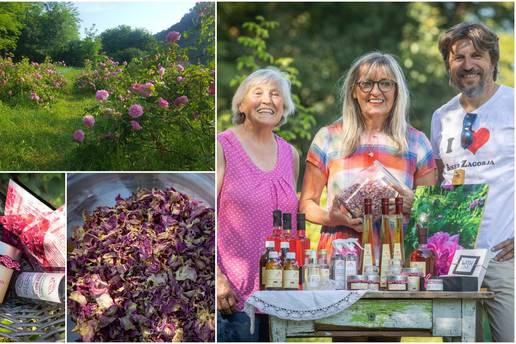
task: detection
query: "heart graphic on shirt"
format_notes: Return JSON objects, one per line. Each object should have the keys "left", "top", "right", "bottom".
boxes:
{"left": 467, "top": 128, "right": 490, "bottom": 154}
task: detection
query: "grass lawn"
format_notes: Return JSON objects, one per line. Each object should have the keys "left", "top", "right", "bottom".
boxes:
{"left": 0, "top": 67, "right": 214, "bottom": 171}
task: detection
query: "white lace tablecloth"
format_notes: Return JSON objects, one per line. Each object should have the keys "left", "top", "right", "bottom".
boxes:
{"left": 244, "top": 290, "right": 367, "bottom": 334}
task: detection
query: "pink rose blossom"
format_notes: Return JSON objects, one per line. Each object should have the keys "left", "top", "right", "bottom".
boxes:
{"left": 30, "top": 92, "right": 40, "bottom": 101}
{"left": 83, "top": 115, "right": 95, "bottom": 128}
{"left": 130, "top": 120, "right": 142, "bottom": 130}
{"left": 427, "top": 231, "right": 463, "bottom": 275}
{"left": 128, "top": 104, "right": 144, "bottom": 118}
{"left": 158, "top": 98, "right": 169, "bottom": 109}
{"left": 96, "top": 90, "right": 109, "bottom": 101}
{"left": 209, "top": 82, "right": 215, "bottom": 95}
{"left": 174, "top": 95, "right": 188, "bottom": 106}
{"left": 177, "top": 76, "right": 184, "bottom": 82}
{"left": 177, "top": 64, "right": 185, "bottom": 73}
{"left": 158, "top": 66, "right": 166, "bottom": 78}
{"left": 73, "top": 129, "right": 85, "bottom": 142}
{"left": 166, "top": 31, "right": 181, "bottom": 43}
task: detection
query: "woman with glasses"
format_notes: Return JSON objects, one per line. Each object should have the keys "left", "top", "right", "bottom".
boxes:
{"left": 300, "top": 52, "right": 437, "bottom": 255}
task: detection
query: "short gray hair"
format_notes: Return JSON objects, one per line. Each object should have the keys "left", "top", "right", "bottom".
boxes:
{"left": 231, "top": 68, "right": 295, "bottom": 126}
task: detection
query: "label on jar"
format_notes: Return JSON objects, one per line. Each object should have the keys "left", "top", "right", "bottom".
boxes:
{"left": 350, "top": 282, "right": 368, "bottom": 290}
{"left": 387, "top": 283, "right": 407, "bottom": 291}
{"left": 407, "top": 276, "right": 420, "bottom": 291}
{"left": 362, "top": 244, "right": 373, "bottom": 273}
{"left": 15, "top": 272, "right": 63, "bottom": 303}
{"left": 368, "top": 282, "right": 380, "bottom": 291}
{"left": 265, "top": 269, "right": 282, "bottom": 289}
{"left": 320, "top": 268, "right": 330, "bottom": 282}
{"left": 410, "top": 261, "right": 426, "bottom": 276}
{"left": 333, "top": 260, "right": 346, "bottom": 289}
{"left": 308, "top": 273, "right": 321, "bottom": 289}
{"left": 282, "top": 270, "right": 299, "bottom": 289}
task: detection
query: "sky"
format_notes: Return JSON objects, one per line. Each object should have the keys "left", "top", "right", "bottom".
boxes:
{"left": 75, "top": 1, "right": 197, "bottom": 38}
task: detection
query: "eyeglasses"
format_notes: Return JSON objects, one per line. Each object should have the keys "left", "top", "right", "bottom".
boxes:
{"left": 356, "top": 79, "right": 397, "bottom": 92}
{"left": 461, "top": 112, "right": 478, "bottom": 149}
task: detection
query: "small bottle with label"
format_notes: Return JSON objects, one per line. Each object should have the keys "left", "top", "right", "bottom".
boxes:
{"left": 318, "top": 249, "right": 330, "bottom": 288}
{"left": 265, "top": 251, "right": 283, "bottom": 290}
{"left": 259, "top": 241, "right": 275, "bottom": 290}
{"left": 282, "top": 252, "right": 300, "bottom": 290}
{"left": 303, "top": 251, "right": 320, "bottom": 290}
{"left": 15, "top": 272, "right": 65, "bottom": 303}
{"left": 331, "top": 249, "right": 346, "bottom": 289}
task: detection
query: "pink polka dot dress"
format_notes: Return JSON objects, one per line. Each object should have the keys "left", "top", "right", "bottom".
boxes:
{"left": 217, "top": 129, "right": 298, "bottom": 311}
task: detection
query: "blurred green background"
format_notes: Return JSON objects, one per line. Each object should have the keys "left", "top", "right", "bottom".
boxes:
{"left": 0, "top": 173, "right": 65, "bottom": 212}
{"left": 217, "top": 2, "right": 514, "bottom": 191}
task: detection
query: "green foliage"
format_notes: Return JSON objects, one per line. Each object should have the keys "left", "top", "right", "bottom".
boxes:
{"left": 405, "top": 184, "right": 489, "bottom": 261}
{"left": 100, "top": 25, "right": 158, "bottom": 63}
{"left": 56, "top": 36, "right": 102, "bottom": 68}
{"left": 14, "top": 2, "right": 80, "bottom": 62}
{"left": 0, "top": 2, "right": 31, "bottom": 55}
{"left": 218, "top": 16, "right": 317, "bottom": 171}
{"left": 218, "top": 3, "right": 514, "bottom": 175}
{"left": 0, "top": 56, "right": 66, "bottom": 105}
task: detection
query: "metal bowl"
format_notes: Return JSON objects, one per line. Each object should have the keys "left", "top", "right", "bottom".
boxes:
{"left": 66, "top": 172, "right": 214, "bottom": 341}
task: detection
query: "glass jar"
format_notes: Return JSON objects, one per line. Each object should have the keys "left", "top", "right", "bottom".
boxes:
{"left": 426, "top": 278, "right": 444, "bottom": 291}
{"left": 402, "top": 267, "right": 422, "bottom": 291}
{"left": 347, "top": 275, "right": 369, "bottom": 290}
{"left": 386, "top": 275, "right": 408, "bottom": 291}
{"left": 367, "top": 274, "right": 380, "bottom": 291}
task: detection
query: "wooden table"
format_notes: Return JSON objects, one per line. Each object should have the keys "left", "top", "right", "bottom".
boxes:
{"left": 269, "top": 291, "right": 495, "bottom": 342}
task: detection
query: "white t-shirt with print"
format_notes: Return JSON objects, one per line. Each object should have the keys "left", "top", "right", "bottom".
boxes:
{"left": 431, "top": 85, "right": 514, "bottom": 258}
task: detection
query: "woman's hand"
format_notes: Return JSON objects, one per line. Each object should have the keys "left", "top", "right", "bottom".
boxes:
{"left": 217, "top": 269, "right": 238, "bottom": 315}
{"left": 328, "top": 197, "right": 363, "bottom": 232}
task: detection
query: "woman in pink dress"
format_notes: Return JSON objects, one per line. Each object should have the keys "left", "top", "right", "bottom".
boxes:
{"left": 217, "top": 68, "right": 299, "bottom": 341}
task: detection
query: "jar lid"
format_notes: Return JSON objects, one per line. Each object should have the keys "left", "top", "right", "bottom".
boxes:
{"left": 0, "top": 241, "right": 21, "bottom": 260}
{"left": 402, "top": 267, "right": 421, "bottom": 274}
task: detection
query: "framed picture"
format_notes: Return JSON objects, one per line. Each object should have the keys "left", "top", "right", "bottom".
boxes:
{"left": 452, "top": 255, "right": 480, "bottom": 275}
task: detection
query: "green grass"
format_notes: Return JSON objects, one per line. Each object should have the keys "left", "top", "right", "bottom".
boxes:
{"left": 0, "top": 67, "right": 214, "bottom": 170}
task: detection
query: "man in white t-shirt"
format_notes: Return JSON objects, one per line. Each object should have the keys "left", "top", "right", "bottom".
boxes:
{"left": 431, "top": 22, "right": 514, "bottom": 342}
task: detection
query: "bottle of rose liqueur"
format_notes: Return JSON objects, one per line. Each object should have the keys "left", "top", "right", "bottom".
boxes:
{"left": 379, "top": 198, "right": 393, "bottom": 289}
{"left": 281, "top": 213, "right": 297, "bottom": 255}
{"left": 265, "top": 251, "right": 283, "bottom": 290}
{"left": 392, "top": 197, "right": 405, "bottom": 265}
{"left": 361, "top": 198, "right": 376, "bottom": 274}
{"left": 295, "top": 213, "right": 310, "bottom": 268}
{"left": 282, "top": 252, "right": 300, "bottom": 290}
{"left": 410, "top": 225, "right": 436, "bottom": 278}
{"left": 267, "top": 210, "right": 283, "bottom": 252}
{"left": 259, "top": 241, "right": 275, "bottom": 290}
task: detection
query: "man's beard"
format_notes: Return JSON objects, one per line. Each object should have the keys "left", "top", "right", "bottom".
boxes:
{"left": 450, "top": 68, "right": 487, "bottom": 98}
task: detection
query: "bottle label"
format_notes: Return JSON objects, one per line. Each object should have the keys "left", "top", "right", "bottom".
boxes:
{"left": 345, "top": 260, "right": 357, "bottom": 276}
{"left": 393, "top": 243, "right": 403, "bottom": 262}
{"left": 15, "top": 272, "right": 63, "bottom": 303}
{"left": 410, "top": 262, "right": 427, "bottom": 276}
{"left": 387, "top": 282, "right": 407, "bottom": 291}
{"left": 282, "top": 270, "right": 299, "bottom": 289}
{"left": 261, "top": 267, "right": 267, "bottom": 287}
{"left": 380, "top": 244, "right": 391, "bottom": 288}
{"left": 320, "top": 268, "right": 330, "bottom": 282}
{"left": 407, "top": 276, "right": 420, "bottom": 291}
{"left": 362, "top": 244, "right": 373, "bottom": 273}
{"left": 265, "top": 270, "right": 282, "bottom": 289}
{"left": 350, "top": 282, "right": 368, "bottom": 290}
{"left": 308, "top": 271, "right": 321, "bottom": 289}
{"left": 368, "top": 282, "right": 380, "bottom": 291}
{"left": 333, "top": 260, "right": 346, "bottom": 289}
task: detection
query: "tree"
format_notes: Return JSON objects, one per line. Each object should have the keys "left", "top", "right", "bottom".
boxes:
{"left": 100, "top": 25, "right": 157, "bottom": 63}
{"left": 0, "top": 2, "right": 32, "bottom": 56}
{"left": 14, "top": 2, "right": 80, "bottom": 62}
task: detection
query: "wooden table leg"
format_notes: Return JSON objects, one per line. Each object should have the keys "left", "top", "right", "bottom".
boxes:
{"left": 269, "top": 317, "right": 287, "bottom": 342}
{"left": 461, "top": 300, "right": 476, "bottom": 342}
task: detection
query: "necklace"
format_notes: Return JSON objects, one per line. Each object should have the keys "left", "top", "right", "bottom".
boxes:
{"left": 365, "top": 132, "right": 380, "bottom": 158}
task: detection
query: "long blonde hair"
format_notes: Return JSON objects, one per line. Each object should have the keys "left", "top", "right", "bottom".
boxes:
{"left": 339, "top": 52, "right": 409, "bottom": 157}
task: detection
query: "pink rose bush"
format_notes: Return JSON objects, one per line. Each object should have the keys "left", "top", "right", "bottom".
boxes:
{"left": 128, "top": 104, "right": 144, "bottom": 118}
{"left": 427, "top": 232, "right": 463, "bottom": 276}
{"left": 0, "top": 57, "right": 66, "bottom": 105}
{"left": 95, "top": 90, "right": 109, "bottom": 101}
{"left": 166, "top": 31, "right": 181, "bottom": 43}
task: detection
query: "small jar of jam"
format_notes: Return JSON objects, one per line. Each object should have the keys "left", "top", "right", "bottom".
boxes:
{"left": 386, "top": 275, "right": 408, "bottom": 291}
{"left": 426, "top": 278, "right": 444, "bottom": 291}
{"left": 347, "top": 275, "right": 369, "bottom": 290}
{"left": 402, "top": 267, "right": 422, "bottom": 291}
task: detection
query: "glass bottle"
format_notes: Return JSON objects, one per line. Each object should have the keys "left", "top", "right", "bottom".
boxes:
{"left": 410, "top": 225, "right": 436, "bottom": 278}
{"left": 361, "top": 198, "right": 376, "bottom": 274}
{"left": 259, "top": 241, "right": 275, "bottom": 290}
{"left": 303, "top": 250, "right": 320, "bottom": 290}
{"left": 379, "top": 198, "right": 392, "bottom": 289}
{"left": 282, "top": 252, "right": 299, "bottom": 290}
{"left": 279, "top": 241, "right": 290, "bottom": 264}
{"left": 15, "top": 272, "right": 65, "bottom": 303}
{"left": 266, "top": 210, "right": 283, "bottom": 252}
{"left": 265, "top": 251, "right": 283, "bottom": 290}
{"left": 392, "top": 197, "right": 405, "bottom": 265}
{"left": 295, "top": 213, "right": 311, "bottom": 268}
{"left": 318, "top": 249, "right": 330, "bottom": 286}
{"left": 331, "top": 249, "right": 346, "bottom": 289}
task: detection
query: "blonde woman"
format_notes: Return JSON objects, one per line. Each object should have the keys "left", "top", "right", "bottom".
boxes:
{"left": 300, "top": 52, "right": 436, "bottom": 255}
